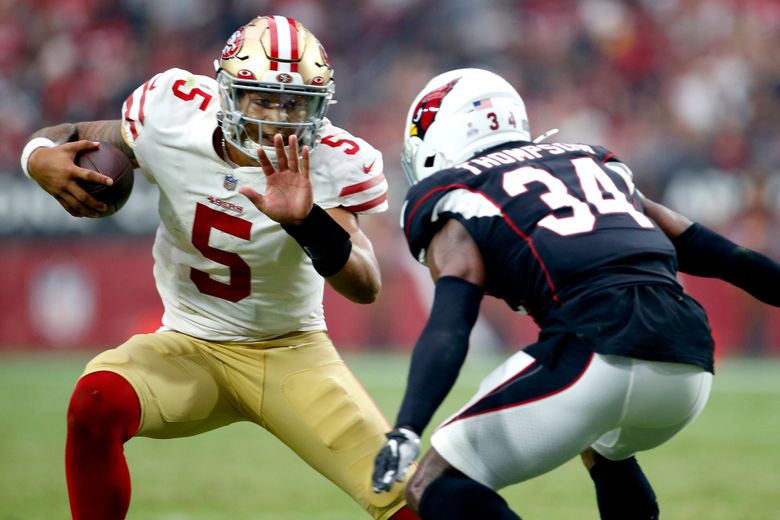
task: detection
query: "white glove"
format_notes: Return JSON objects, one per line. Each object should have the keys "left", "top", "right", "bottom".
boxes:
{"left": 371, "top": 427, "right": 421, "bottom": 493}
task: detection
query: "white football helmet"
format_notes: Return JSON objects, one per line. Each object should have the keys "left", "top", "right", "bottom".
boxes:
{"left": 401, "top": 68, "right": 531, "bottom": 185}
{"left": 215, "top": 15, "right": 335, "bottom": 161}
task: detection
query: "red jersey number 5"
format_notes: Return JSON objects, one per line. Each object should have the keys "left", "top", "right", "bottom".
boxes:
{"left": 321, "top": 135, "right": 360, "bottom": 155}
{"left": 190, "top": 203, "right": 251, "bottom": 302}
{"left": 172, "top": 79, "right": 213, "bottom": 111}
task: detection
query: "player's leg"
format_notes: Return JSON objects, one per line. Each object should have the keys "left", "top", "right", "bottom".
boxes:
{"left": 67, "top": 331, "right": 243, "bottom": 519}
{"left": 581, "top": 447, "right": 658, "bottom": 520}
{"left": 408, "top": 448, "right": 520, "bottom": 520}
{"left": 251, "top": 331, "right": 414, "bottom": 520}
{"left": 427, "top": 346, "right": 633, "bottom": 518}
{"left": 66, "top": 370, "right": 140, "bottom": 519}
{"left": 586, "top": 356, "right": 712, "bottom": 520}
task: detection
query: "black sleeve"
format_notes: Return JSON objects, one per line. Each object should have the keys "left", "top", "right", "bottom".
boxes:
{"left": 673, "top": 223, "right": 780, "bottom": 306}
{"left": 395, "top": 276, "right": 483, "bottom": 434}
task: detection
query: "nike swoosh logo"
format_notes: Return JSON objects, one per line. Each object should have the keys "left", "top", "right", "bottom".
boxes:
{"left": 363, "top": 159, "right": 376, "bottom": 174}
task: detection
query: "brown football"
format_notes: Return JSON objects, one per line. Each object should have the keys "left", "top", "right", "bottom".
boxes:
{"left": 76, "top": 143, "right": 135, "bottom": 218}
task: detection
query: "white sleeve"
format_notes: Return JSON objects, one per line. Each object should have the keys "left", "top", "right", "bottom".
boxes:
{"left": 120, "top": 68, "right": 217, "bottom": 149}
{"left": 120, "top": 71, "right": 165, "bottom": 149}
{"left": 336, "top": 147, "right": 388, "bottom": 214}
{"left": 120, "top": 68, "right": 218, "bottom": 182}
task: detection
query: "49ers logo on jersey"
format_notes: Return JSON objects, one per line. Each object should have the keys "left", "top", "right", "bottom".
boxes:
{"left": 409, "top": 78, "right": 460, "bottom": 139}
{"left": 221, "top": 28, "right": 245, "bottom": 60}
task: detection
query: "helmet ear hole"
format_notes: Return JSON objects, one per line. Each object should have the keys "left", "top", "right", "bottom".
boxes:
{"left": 424, "top": 155, "right": 436, "bottom": 168}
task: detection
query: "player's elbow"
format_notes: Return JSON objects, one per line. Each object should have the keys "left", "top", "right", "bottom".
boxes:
{"left": 332, "top": 274, "right": 381, "bottom": 304}
{"left": 328, "top": 254, "right": 382, "bottom": 303}
{"left": 347, "top": 280, "right": 381, "bottom": 304}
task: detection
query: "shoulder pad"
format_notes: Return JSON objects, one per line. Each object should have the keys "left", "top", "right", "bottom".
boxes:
{"left": 121, "top": 68, "right": 217, "bottom": 148}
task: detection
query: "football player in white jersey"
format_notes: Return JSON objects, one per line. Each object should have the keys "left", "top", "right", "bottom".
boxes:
{"left": 20, "top": 15, "right": 417, "bottom": 520}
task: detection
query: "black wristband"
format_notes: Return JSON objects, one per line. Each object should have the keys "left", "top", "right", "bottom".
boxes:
{"left": 281, "top": 204, "right": 353, "bottom": 277}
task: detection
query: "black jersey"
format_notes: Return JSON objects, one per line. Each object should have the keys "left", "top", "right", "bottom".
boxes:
{"left": 403, "top": 140, "right": 678, "bottom": 321}
{"left": 403, "top": 140, "right": 714, "bottom": 371}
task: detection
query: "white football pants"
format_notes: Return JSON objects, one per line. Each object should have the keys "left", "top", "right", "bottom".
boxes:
{"left": 431, "top": 350, "right": 712, "bottom": 490}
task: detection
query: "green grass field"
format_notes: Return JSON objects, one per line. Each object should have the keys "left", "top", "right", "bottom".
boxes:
{"left": 1, "top": 352, "right": 779, "bottom": 519}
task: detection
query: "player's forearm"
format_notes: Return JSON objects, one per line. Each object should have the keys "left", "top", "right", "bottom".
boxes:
{"left": 30, "top": 120, "right": 116, "bottom": 144}
{"left": 673, "top": 223, "right": 780, "bottom": 306}
{"left": 326, "top": 243, "right": 381, "bottom": 304}
{"left": 395, "top": 276, "right": 483, "bottom": 434}
{"left": 282, "top": 204, "right": 372, "bottom": 299}
{"left": 29, "top": 123, "right": 79, "bottom": 145}
{"left": 630, "top": 194, "right": 779, "bottom": 304}
{"left": 28, "top": 120, "right": 136, "bottom": 164}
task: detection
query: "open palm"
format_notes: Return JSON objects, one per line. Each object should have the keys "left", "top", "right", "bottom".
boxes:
{"left": 239, "top": 134, "right": 313, "bottom": 225}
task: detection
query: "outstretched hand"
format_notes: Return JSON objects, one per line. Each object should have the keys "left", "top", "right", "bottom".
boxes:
{"left": 27, "top": 140, "right": 112, "bottom": 218}
{"left": 371, "top": 427, "right": 421, "bottom": 493}
{"left": 239, "top": 134, "right": 312, "bottom": 225}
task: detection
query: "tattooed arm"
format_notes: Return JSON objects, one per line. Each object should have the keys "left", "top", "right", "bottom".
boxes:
{"left": 23, "top": 120, "right": 137, "bottom": 217}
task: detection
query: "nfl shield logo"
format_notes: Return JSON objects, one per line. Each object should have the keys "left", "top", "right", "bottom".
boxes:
{"left": 223, "top": 174, "right": 238, "bottom": 191}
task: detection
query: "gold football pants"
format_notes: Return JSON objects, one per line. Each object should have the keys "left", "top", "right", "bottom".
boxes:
{"left": 83, "top": 330, "right": 409, "bottom": 519}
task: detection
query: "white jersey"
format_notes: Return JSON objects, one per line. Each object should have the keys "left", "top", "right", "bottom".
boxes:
{"left": 121, "top": 68, "right": 388, "bottom": 341}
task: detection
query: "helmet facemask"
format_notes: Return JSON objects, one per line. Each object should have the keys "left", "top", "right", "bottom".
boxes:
{"left": 217, "top": 70, "right": 333, "bottom": 161}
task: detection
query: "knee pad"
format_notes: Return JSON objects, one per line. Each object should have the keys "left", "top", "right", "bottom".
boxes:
{"left": 67, "top": 371, "right": 140, "bottom": 441}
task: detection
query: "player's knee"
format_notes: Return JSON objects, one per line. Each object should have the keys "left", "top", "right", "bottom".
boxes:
{"left": 404, "top": 468, "right": 427, "bottom": 512}
{"left": 418, "top": 474, "right": 518, "bottom": 519}
{"left": 405, "top": 448, "right": 453, "bottom": 512}
{"left": 67, "top": 371, "right": 140, "bottom": 441}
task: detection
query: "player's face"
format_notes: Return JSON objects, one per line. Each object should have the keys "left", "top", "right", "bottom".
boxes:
{"left": 239, "top": 92, "right": 308, "bottom": 145}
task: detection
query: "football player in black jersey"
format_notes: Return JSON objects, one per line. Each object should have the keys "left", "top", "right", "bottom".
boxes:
{"left": 371, "top": 69, "right": 780, "bottom": 520}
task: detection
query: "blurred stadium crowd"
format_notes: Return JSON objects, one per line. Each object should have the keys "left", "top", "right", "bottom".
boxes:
{"left": 2, "top": 0, "right": 780, "bottom": 353}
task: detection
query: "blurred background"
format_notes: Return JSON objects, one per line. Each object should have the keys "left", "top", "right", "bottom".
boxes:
{"left": 2, "top": 0, "right": 780, "bottom": 356}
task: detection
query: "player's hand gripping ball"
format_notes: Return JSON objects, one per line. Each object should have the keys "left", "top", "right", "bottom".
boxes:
{"left": 75, "top": 143, "right": 134, "bottom": 217}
